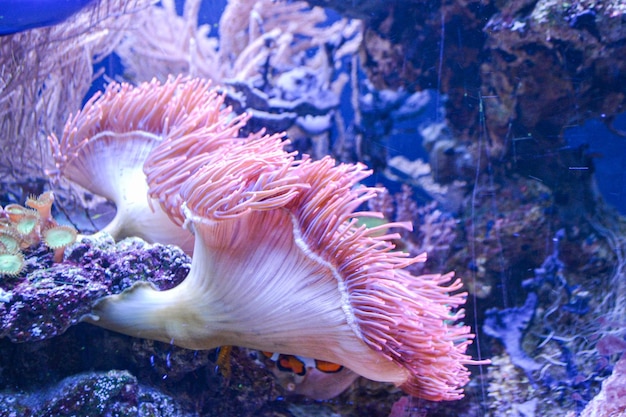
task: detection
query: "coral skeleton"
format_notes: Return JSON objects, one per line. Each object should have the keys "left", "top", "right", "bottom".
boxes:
{"left": 84, "top": 124, "right": 481, "bottom": 401}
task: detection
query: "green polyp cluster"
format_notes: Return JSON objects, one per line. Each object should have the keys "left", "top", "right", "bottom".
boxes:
{"left": 0, "top": 191, "right": 78, "bottom": 275}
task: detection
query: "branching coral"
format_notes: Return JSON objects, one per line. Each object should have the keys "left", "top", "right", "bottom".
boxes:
{"left": 83, "top": 118, "right": 483, "bottom": 401}
{"left": 115, "top": 0, "right": 362, "bottom": 157}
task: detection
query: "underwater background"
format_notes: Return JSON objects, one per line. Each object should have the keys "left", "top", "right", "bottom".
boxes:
{"left": 1, "top": 0, "right": 626, "bottom": 416}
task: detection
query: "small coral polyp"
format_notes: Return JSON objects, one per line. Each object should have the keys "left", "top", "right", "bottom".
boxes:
{"left": 26, "top": 191, "right": 56, "bottom": 229}
{"left": 0, "top": 228, "right": 20, "bottom": 253}
{"left": 43, "top": 226, "right": 78, "bottom": 263}
{"left": 0, "top": 251, "right": 24, "bottom": 276}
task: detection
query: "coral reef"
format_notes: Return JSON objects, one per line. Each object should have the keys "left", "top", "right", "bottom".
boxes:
{"left": 478, "top": 216, "right": 626, "bottom": 416}
{"left": 309, "top": 0, "right": 626, "bottom": 175}
{"left": 0, "top": 233, "right": 189, "bottom": 343}
{"left": 2, "top": 0, "right": 626, "bottom": 415}
{"left": 0, "top": 370, "right": 196, "bottom": 417}
{"left": 486, "top": 354, "right": 536, "bottom": 417}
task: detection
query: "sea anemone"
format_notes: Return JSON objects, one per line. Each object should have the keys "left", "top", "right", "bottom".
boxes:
{"left": 143, "top": 104, "right": 253, "bottom": 227}
{"left": 47, "top": 76, "right": 227, "bottom": 254}
{"left": 85, "top": 133, "right": 481, "bottom": 401}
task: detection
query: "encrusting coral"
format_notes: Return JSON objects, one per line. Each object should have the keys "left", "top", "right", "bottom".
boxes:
{"left": 70, "top": 76, "right": 485, "bottom": 400}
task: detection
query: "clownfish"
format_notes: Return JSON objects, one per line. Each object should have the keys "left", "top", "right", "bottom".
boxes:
{"left": 262, "top": 352, "right": 343, "bottom": 375}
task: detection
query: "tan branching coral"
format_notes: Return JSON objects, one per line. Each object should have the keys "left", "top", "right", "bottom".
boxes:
{"left": 114, "top": 0, "right": 220, "bottom": 81}
{"left": 114, "top": 0, "right": 361, "bottom": 158}
{"left": 84, "top": 116, "right": 483, "bottom": 401}
{"left": 216, "top": 0, "right": 361, "bottom": 80}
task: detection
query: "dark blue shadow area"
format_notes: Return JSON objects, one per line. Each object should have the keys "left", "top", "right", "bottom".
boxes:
{"left": 565, "top": 112, "right": 626, "bottom": 214}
